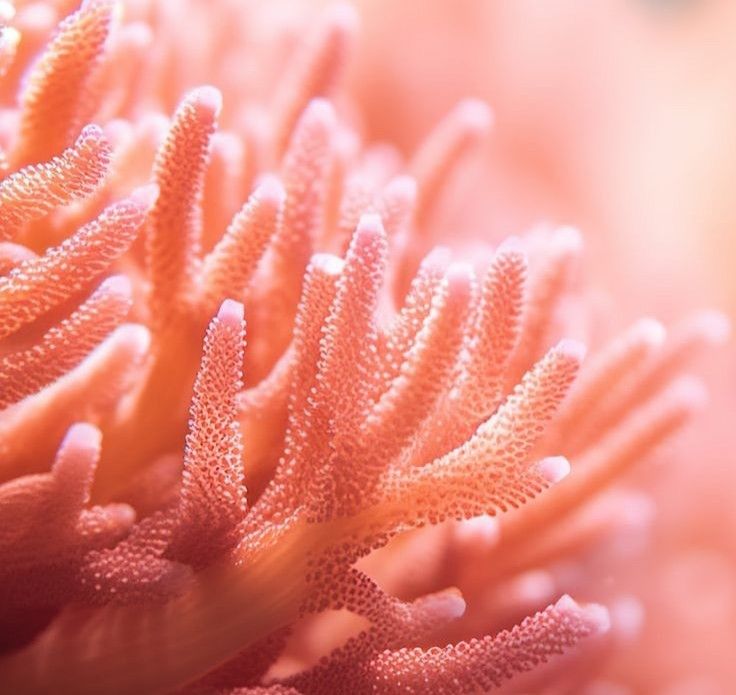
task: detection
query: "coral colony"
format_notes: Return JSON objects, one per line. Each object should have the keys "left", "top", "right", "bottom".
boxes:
{"left": 0, "top": 1, "right": 726, "bottom": 693}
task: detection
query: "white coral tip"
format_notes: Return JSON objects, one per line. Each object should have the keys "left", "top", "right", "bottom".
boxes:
{"left": 536, "top": 456, "right": 571, "bottom": 484}
{"left": 695, "top": 310, "right": 731, "bottom": 345}
{"left": 385, "top": 174, "right": 418, "bottom": 201}
{"left": 610, "top": 595, "right": 644, "bottom": 641}
{"left": 130, "top": 183, "right": 160, "bottom": 209}
{"left": 429, "top": 588, "right": 467, "bottom": 620}
{"left": 553, "top": 225, "right": 584, "bottom": 254}
{"left": 445, "top": 262, "right": 474, "bottom": 295}
{"left": 555, "top": 594, "right": 611, "bottom": 633}
{"left": 582, "top": 602, "right": 611, "bottom": 633}
{"left": 357, "top": 211, "right": 384, "bottom": 236}
{"left": 255, "top": 174, "right": 286, "bottom": 207}
{"left": 217, "top": 299, "right": 245, "bottom": 327}
{"left": 115, "top": 324, "right": 151, "bottom": 355}
{"left": 633, "top": 317, "right": 666, "bottom": 348}
{"left": 495, "top": 235, "right": 524, "bottom": 256}
{"left": 456, "top": 98, "right": 494, "bottom": 134}
{"left": 324, "top": 3, "right": 360, "bottom": 35}
{"left": 455, "top": 515, "right": 500, "bottom": 548}
{"left": 556, "top": 338, "right": 587, "bottom": 363}
{"left": 99, "top": 274, "right": 132, "bottom": 298}
{"left": 190, "top": 85, "right": 223, "bottom": 119}
{"left": 312, "top": 252, "right": 345, "bottom": 276}
{"left": 304, "top": 98, "right": 337, "bottom": 128}
{"left": 65, "top": 422, "right": 102, "bottom": 451}
{"left": 668, "top": 375, "right": 708, "bottom": 412}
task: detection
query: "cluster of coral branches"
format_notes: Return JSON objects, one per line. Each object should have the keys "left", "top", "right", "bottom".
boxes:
{"left": 0, "top": 2, "right": 726, "bottom": 693}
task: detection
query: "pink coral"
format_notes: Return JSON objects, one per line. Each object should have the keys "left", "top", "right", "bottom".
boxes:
{"left": 0, "top": 2, "right": 726, "bottom": 693}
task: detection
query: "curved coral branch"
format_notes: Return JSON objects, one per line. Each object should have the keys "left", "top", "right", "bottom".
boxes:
{"left": 12, "top": 0, "right": 114, "bottom": 166}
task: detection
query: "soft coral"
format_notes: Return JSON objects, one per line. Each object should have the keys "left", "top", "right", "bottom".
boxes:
{"left": 0, "top": 2, "right": 726, "bottom": 694}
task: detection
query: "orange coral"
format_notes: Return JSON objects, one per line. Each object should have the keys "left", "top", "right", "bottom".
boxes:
{"left": 0, "top": 2, "right": 726, "bottom": 694}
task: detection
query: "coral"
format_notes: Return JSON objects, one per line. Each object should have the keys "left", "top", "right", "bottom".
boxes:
{"left": 0, "top": 2, "right": 725, "bottom": 694}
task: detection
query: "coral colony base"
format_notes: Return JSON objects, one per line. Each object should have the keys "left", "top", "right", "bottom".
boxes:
{"left": 0, "top": 1, "right": 727, "bottom": 693}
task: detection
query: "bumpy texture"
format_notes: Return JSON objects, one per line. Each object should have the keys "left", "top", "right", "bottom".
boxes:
{"left": 0, "top": 2, "right": 726, "bottom": 694}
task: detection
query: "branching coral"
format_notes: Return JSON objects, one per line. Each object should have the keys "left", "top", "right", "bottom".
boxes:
{"left": 0, "top": 2, "right": 726, "bottom": 694}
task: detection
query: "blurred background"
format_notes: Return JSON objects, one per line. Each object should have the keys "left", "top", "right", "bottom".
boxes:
{"left": 340, "top": 1, "right": 736, "bottom": 692}
{"left": 349, "top": 0, "right": 735, "bottom": 316}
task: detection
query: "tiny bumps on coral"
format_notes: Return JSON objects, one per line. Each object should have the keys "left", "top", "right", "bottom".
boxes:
{"left": 0, "top": 2, "right": 727, "bottom": 694}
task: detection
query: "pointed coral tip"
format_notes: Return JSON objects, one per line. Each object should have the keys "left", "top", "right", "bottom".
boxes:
{"left": 303, "top": 97, "right": 337, "bottom": 129}
{"left": 104, "top": 502, "right": 137, "bottom": 529}
{"left": 217, "top": 298, "right": 245, "bottom": 327}
{"left": 98, "top": 274, "right": 132, "bottom": 299}
{"left": 581, "top": 602, "right": 612, "bottom": 634}
{"left": 694, "top": 309, "right": 731, "bottom": 346}
{"left": 189, "top": 85, "right": 223, "bottom": 121}
{"left": 668, "top": 375, "right": 708, "bottom": 413}
{"left": 425, "top": 587, "right": 467, "bottom": 621}
{"left": 356, "top": 211, "right": 384, "bottom": 237}
{"left": 455, "top": 98, "right": 494, "bottom": 135}
{"left": 312, "top": 252, "right": 345, "bottom": 276}
{"left": 555, "top": 594, "right": 610, "bottom": 633}
{"left": 115, "top": 324, "right": 152, "bottom": 355}
{"left": 64, "top": 422, "right": 103, "bottom": 454}
{"left": 129, "top": 183, "right": 160, "bottom": 209}
{"left": 634, "top": 317, "right": 666, "bottom": 348}
{"left": 422, "top": 245, "right": 452, "bottom": 271}
{"left": 556, "top": 338, "right": 587, "bottom": 363}
{"left": 495, "top": 234, "right": 524, "bottom": 256}
{"left": 455, "top": 514, "right": 500, "bottom": 548}
{"left": 324, "top": 3, "right": 360, "bottom": 36}
{"left": 536, "top": 455, "right": 570, "bottom": 484}
{"left": 445, "top": 262, "right": 474, "bottom": 300}
{"left": 254, "top": 174, "right": 286, "bottom": 208}
{"left": 78, "top": 122, "right": 105, "bottom": 141}
{"left": 553, "top": 225, "right": 584, "bottom": 254}
{"left": 384, "top": 174, "right": 418, "bottom": 202}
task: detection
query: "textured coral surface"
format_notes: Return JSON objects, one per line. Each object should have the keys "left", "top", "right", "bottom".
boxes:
{"left": 0, "top": 2, "right": 728, "bottom": 693}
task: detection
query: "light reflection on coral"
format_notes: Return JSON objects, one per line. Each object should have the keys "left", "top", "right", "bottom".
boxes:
{"left": 0, "top": 1, "right": 733, "bottom": 693}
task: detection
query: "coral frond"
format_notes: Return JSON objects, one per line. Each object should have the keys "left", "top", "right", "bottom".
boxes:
{"left": 0, "top": 274, "right": 131, "bottom": 410}
{"left": 0, "top": 185, "right": 155, "bottom": 340}
{"left": 169, "top": 299, "right": 247, "bottom": 565}
{"left": 367, "top": 595, "right": 608, "bottom": 694}
{"left": 0, "top": 124, "right": 111, "bottom": 240}
{"left": 13, "top": 0, "right": 114, "bottom": 166}
{"left": 145, "top": 86, "right": 221, "bottom": 321}
{"left": 271, "top": 5, "right": 357, "bottom": 159}
{"left": 200, "top": 176, "right": 284, "bottom": 315}
{"left": 410, "top": 99, "right": 492, "bottom": 225}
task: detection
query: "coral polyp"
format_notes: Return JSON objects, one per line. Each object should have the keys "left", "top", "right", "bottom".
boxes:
{"left": 0, "top": 2, "right": 724, "bottom": 693}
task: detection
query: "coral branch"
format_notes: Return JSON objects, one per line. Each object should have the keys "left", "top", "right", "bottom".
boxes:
{"left": 169, "top": 299, "right": 248, "bottom": 565}
{"left": 271, "top": 5, "right": 357, "bottom": 159}
{"left": 13, "top": 0, "right": 114, "bottom": 166}
{"left": 200, "top": 176, "right": 284, "bottom": 314}
{"left": 368, "top": 595, "right": 609, "bottom": 694}
{"left": 0, "top": 185, "right": 155, "bottom": 340}
{"left": 145, "top": 86, "right": 221, "bottom": 322}
{"left": 0, "top": 124, "right": 111, "bottom": 240}
{"left": 0, "top": 274, "right": 132, "bottom": 410}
